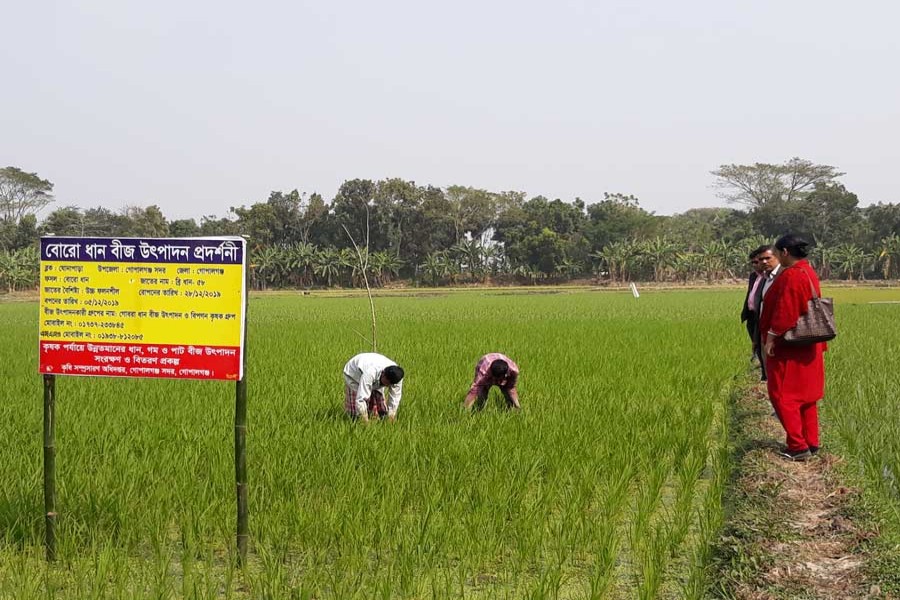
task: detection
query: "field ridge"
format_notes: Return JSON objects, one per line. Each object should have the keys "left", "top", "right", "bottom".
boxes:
{"left": 712, "top": 377, "right": 881, "bottom": 599}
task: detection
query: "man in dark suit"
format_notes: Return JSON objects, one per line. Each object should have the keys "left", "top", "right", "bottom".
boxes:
{"left": 753, "top": 247, "right": 781, "bottom": 381}
{"left": 741, "top": 248, "right": 766, "bottom": 355}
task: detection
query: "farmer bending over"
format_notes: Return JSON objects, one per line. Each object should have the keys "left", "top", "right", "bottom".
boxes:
{"left": 343, "top": 352, "right": 404, "bottom": 422}
{"left": 464, "top": 353, "right": 520, "bottom": 411}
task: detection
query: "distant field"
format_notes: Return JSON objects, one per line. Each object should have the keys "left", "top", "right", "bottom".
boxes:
{"left": 0, "top": 287, "right": 897, "bottom": 598}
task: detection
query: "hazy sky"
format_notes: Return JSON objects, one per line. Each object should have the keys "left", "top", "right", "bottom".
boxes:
{"left": 3, "top": 0, "right": 899, "bottom": 221}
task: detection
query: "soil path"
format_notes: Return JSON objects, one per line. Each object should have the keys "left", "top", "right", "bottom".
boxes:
{"left": 715, "top": 380, "right": 883, "bottom": 599}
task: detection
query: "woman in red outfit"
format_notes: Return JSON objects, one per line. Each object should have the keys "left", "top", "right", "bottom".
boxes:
{"left": 759, "top": 234, "right": 827, "bottom": 461}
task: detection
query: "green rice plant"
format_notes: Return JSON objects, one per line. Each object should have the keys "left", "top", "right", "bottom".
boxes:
{"left": 813, "top": 290, "right": 900, "bottom": 590}
{"left": 680, "top": 380, "right": 734, "bottom": 600}
{"left": 0, "top": 289, "right": 790, "bottom": 597}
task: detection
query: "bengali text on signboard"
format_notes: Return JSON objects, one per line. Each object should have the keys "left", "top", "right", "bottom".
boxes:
{"left": 38, "top": 236, "right": 247, "bottom": 381}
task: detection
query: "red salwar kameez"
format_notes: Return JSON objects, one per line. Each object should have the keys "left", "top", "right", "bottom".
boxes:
{"left": 759, "top": 259, "right": 827, "bottom": 453}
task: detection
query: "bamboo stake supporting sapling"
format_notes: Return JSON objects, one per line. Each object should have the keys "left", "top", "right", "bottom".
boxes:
{"left": 342, "top": 206, "right": 377, "bottom": 352}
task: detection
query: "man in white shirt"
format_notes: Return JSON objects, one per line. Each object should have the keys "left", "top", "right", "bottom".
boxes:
{"left": 755, "top": 249, "right": 782, "bottom": 381}
{"left": 342, "top": 353, "right": 405, "bottom": 422}
{"left": 761, "top": 261, "right": 782, "bottom": 299}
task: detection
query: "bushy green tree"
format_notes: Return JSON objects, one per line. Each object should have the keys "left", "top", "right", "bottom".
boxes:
{"left": 8, "top": 161, "right": 898, "bottom": 290}
{"left": 0, "top": 167, "right": 54, "bottom": 224}
{"left": 585, "top": 193, "right": 659, "bottom": 250}
{"left": 711, "top": 158, "right": 843, "bottom": 208}
{"left": 168, "top": 218, "right": 200, "bottom": 237}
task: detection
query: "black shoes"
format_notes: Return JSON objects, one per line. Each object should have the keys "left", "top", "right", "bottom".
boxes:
{"left": 780, "top": 448, "right": 813, "bottom": 461}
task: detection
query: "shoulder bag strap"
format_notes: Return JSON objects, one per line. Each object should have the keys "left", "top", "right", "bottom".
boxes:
{"left": 799, "top": 265, "right": 819, "bottom": 299}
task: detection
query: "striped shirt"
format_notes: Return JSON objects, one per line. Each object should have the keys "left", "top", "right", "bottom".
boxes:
{"left": 468, "top": 353, "right": 519, "bottom": 395}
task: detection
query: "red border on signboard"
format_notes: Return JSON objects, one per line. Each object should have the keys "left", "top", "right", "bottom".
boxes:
{"left": 39, "top": 342, "right": 242, "bottom": 380}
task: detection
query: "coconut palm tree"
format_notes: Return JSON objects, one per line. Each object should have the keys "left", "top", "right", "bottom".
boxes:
{"left": 271, "top": 246, "right": 294, "bottom": 288}
{"left": 594, "top": 240, "right": 639, "bottom": 283}
{"left": 698, "top": 241, "right": 727, "bottom": 283}
{"left": 381, "top": 253, "right": 404, "bottom": 284}
{"left": 0, "top": 251, "right": 16, "bottom": 293}
{"left": 338, "top": 247, "right": 362, "bottom": 287}
{"left": 367, "top": 251, "right": 388, "bottom": 287}
{"left": 832, "top": 243, "right": 867, "bottom": 280}
{"left": 879, "top": 234, "right": 900, "bottom": 280}
{"left": 739, "top": 235, "right": 770, "bottom": 255}
{"left": 284, "top": 242, "right": 318, "bottom": 287}
{"left": 640, "top": 236, "right": 677, "bottom": 282}
{"left": 0, "top": 248, "right": 39, "bottom": 292}
{"left": 421, "top": 251, "right": 450, "bottom": 286}
{"left": 810, "top": 245, "right": 838, "bottom": 280}
{"left": 481, "top": 244, "right": 504, "bottom": 280}
{"left": 588, "top": 250, "right": 608, "bottom": 283}
{"left": 602, "top": 241, "right": 627, "bottom": 282}
{"left": 250, "top": 246, "right": 279, "bottom": 290}
{"left": 314, "top": 248, "right": 343, "bottom": 287}
{"left": 554, "top": 258, "right": 581, "bottom": 280}
{"left": 451, "top": 239, "right": 484, "bottom": 281}
{"left": 672, "top": 251, "right": 701, "bottom": 284}
{"left": 512, "top": 263, "right": 542, "bottom": 285}
{"left": 366, "top": 251, "right": 403, "bottom": 287}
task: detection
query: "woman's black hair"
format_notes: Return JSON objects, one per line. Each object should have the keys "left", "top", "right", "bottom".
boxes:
{"left": 774, "top": 233, "right": 811, "bottom": 258}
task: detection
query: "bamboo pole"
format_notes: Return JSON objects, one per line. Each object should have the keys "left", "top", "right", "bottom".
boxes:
{"left": 341, "top": 206, "right": 377, "bottom": 352}
{"left": 235, "top": 376, "right": 248, "bottom": 564}
{"left": 235, "top": 240, "right": 250, "bottom": 565}
{"left": 43, "top": 374, "right": 57, "bottom": 562}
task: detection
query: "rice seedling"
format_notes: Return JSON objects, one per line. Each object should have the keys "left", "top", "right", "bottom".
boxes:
{"left": 1, "top": 286, "right": 894, "bottom": 597}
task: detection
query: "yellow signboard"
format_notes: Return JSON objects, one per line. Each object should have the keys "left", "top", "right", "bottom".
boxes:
{"left": 39, "top": 236, "right": 246, "bottom": 380}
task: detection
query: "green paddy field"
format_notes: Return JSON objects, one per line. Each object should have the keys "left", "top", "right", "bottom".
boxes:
{"left": 1, "top": 287, "right": 898, "bottom": 598}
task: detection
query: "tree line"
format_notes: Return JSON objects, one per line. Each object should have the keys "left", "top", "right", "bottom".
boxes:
{"left": 2, "top": 159, "right": 900, "bottom": 292}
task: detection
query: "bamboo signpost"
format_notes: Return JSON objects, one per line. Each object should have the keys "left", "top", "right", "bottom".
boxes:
{"left": 235, "top": 257, "right": 250, "bottom": 564}
{"left": 37, "top": 236, "right": 249, "bottom": 562}
{"left": 43, "top": 373, "right": 56, "bottom": 561}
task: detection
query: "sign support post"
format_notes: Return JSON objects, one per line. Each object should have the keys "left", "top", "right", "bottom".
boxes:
{"left": 235, "top": 375, "right": 248, "bottom": 563}
{"left": 235, "top": 260, "right": 249, "bottom": 564}
{"left": 43, "top": 373, "right": 57, "bottom": 561}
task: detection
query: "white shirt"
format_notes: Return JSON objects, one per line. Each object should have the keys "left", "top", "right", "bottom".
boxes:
{"left": 762, "top": 264, "right": 781, "bottom": 297}
{"left": 759, "top": 264, "right": 782, "bottom": 318}
{"left": 342, "top": 353, "right": 403, "bottom": 416}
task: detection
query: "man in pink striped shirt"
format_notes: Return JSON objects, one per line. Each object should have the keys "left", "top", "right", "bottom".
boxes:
{"left": 464, "top": 353, "right": 521, "bottom": 411}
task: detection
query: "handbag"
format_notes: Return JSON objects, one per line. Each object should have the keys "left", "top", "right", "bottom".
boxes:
{"left": 782, "top": 267, "right": 837, "bottom": 345}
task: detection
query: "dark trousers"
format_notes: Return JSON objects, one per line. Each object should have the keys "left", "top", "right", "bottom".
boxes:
{"left": 747, "top": 314, "right": 767, "bottom": 381}
{"left": 473, "top": 385, "right": 516, "bottom": 410}
{"left": 752, "top": 326, "right": 767, "bottom": 381}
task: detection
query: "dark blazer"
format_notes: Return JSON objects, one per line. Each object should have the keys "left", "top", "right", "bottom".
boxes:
{"left": 743, "top": 266, "right": 781, "bottom": 380}
{"left": 753, "top": 265, "right": 781, "bottom": 343}
{"left": 741, "top": 271, "right": 762, "bottom": 345}
{"left": 741, "top": 272, "right": 760, "bottom": 323}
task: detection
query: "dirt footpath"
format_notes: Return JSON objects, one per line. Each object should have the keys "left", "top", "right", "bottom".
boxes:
{"left": 713, "top": 380, "right": 887, "bottom": 599}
